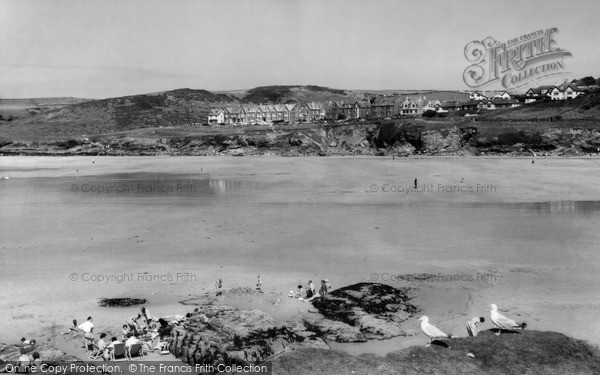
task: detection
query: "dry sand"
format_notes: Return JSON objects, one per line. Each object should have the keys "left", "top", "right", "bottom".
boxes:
{"left": 1, "top": 155, "right": 599, "bottom": 357}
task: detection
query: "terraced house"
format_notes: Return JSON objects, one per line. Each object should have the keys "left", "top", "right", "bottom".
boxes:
{"left": 217, "top": 103, "right": 306, "bottom": 125}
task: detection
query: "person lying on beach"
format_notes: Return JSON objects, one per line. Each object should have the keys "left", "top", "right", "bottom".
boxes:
{"left": 61, "top": 319, "right": 79, "bottom": 335}
{"left": 466, "top": 317, "right": 485, "bottom": 337}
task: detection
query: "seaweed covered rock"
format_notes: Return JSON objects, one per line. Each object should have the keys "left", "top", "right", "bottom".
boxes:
{"left": 308, "top": 282, "right": 417, "bottom": 340}
{"left": 169, "top": 304, "right": 327, "bottom": 367}
{"left": 98, "top": 298, "right": 147, "bottom": 307}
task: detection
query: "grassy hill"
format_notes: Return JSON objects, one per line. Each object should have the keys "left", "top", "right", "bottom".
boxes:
{"left": 0, "top": 86, "right": 365, "bottom": 141}
{"left": 274, "top": 330, "right": 600, "bottom": 375}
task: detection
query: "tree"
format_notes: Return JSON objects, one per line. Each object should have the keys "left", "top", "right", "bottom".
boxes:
{"left": 576, "top": 76, "right": 596, "bottom": 86}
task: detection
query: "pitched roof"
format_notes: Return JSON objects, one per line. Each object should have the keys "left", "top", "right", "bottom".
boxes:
{"left": 372, "top": 96, "right": 396, "bottom": 106}
{"left": 225, "top": 107, "right": 241, "bottom": 114}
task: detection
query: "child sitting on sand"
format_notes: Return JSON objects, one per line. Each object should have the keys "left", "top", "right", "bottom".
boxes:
{"left": 288, "top": 285, "right": 304, "bottom": 298}
{"left": 61, "top": 319, "right": 79, "bottom": 335}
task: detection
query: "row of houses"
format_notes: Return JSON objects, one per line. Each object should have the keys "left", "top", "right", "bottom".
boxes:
{"left": 208, "top": 95, "right": 521, "bottom": 124}
{"left": 208, "top": 83, "right": 595, "bottom": 125}
{"left": 524, "top": 83, "right": 587, "bottom": 101}
{"left": 208, "top": 102, "right": 326, "bottom": 125}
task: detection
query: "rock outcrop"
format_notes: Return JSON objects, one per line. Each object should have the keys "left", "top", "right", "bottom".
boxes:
{"left": 0, "top": 343, "right": 80, "bottom": 363}
{"left": 306, "top": 282, "right": 417, "bottom": 341}
{"left": 97, "top": 297, "right": 147, "bottom": 307}
{"left": 169, "top": 303, "right": 327, "bottom": 367}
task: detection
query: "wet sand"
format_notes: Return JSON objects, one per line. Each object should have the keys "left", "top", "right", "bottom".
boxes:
{"left": 1, "top": 156, "right": 599, "bottom": 356}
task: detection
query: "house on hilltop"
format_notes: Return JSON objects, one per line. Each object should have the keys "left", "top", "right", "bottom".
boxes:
{"left": 547, "top": 84, "right": 584, "bottom": 100}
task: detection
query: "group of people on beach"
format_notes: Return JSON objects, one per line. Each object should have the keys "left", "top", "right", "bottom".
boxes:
{"left": 15, "top": 338, "right": 40, "bottom": 371}
{"left": 59, "top": 307, "right": 176, "bottom": 361}
{"left": 289, "top": 279, "right": 331, "bottom": 300}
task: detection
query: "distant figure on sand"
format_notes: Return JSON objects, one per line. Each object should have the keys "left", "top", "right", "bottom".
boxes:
{"left": 215, "top": 279, "right": 223, "bottom": 296}
{"left": 414, "top": 178, "right": 418, "bottom": 189}
{"left": 296, "top": 285, "right": 304, "bottom": 298}
{"left": 306, "top": 280, "right": 315, "bottom": 298}
{"left": 256, "top": 274, "right": 263, "bottom": 293}
{"left": 466, "top": 317, "right": 485, "bottom": 337}
{"left": 319, "top": 279, "right": 331, "bottom": 296}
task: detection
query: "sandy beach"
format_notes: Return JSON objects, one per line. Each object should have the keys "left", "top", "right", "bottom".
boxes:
{"left": 1, "top": 155, "right": 600, "bottom": 358}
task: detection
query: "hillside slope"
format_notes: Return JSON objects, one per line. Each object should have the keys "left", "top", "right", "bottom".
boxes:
{"left": 274, "top": 330, "right": 600, "bottom": 375}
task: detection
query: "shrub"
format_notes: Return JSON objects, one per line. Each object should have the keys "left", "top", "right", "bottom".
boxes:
{"left": 422, "top": 110, "right": 437, "bottom": 118}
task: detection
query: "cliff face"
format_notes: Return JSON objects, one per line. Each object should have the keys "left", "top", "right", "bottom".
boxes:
{"left": 1, "top": 122, "right": 600, "bottom": 157}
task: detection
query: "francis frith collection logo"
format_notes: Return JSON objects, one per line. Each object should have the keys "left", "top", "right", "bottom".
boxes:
{"left": 463, "top": 27, "right": 572, "bottom": 90}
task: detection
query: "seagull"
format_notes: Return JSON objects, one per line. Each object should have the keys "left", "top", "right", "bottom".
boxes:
{"left": 418, "top": 316, "right": 452, "bottom": 346}
{"left": 489, "top": 304, "right": 527, "bottom": 335}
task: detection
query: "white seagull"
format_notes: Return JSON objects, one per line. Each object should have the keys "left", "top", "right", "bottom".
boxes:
{"left": 418, "top": 316, "right": 452, "bottom": 346}
{"left": 489, "top": 304, "right": 527, "bottom": 336}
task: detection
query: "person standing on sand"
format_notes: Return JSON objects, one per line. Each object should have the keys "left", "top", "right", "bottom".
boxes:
{"left": 215, "top": 278, "right": 223, "bottom": 296}
{"left": 256, "top": 274, "right": 263, "bottom": 293}
{"left": 319, "top": 279, "right": 331, "bottom": 296}
{"left": 414, "top": 178, "right": 418, "bottom": 189}
{"left": 78, "top": 316, "right": 94, "bottom": 334}
{"left": 306, "top": 280, "right": 315, "bottom": 298}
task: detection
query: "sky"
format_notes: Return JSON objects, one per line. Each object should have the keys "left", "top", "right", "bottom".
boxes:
{"left": 1, "top": 0, "right": 599, "bottom": 98}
